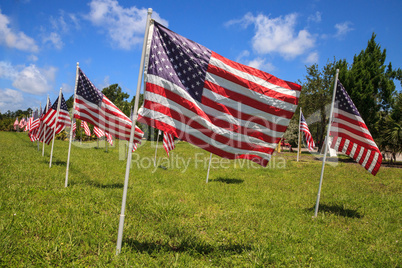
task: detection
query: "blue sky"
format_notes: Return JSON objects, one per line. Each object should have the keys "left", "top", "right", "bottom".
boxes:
{"left": 1, "top": 0, "right": 401, "bottom": 113}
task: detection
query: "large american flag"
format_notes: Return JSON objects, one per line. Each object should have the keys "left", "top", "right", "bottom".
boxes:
{"left": 138, "top": 21, "right": 301, "bottom": 166}
{"left": 330, "top": 80, "right": 382, "bottom": 175}
{"left": 163, "top": 132, "right": 175, "bottom": 156}
{"left": 300, "top": 111, "right": 315, "bottom": 151}
{"left": 74, "top": 68, "right": 143, "bottom": 144}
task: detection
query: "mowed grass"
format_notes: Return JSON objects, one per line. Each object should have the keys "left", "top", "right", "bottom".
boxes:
{"left": 0, "top": 131, "right": 400, "bottom": 267}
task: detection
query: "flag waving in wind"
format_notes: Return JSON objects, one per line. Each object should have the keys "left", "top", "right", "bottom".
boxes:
{"left": 93, "top": 125, "right": 105, "bottom": 138}
{"left": 138, "top": 21, "right": 301, "bottom": 166}
{"left": 163, "top": 132, "right": 175, "bottom": 156}
{"left": 81, "top": 120, "right": 91, "bottom": 136}
{"left": 13, "top": 117, "right": 19, "bottom": 130}
{"left": 41, "top": 94, "right": 71, "bottom": 144}
{"left": 330, "top": 80, "right": 382, "bottom": 175}
{"left": 73, "top": 68, "right": 143, "bottom": 144}
{"left": 300, "top": 111, "right": 315, "bottom": 151}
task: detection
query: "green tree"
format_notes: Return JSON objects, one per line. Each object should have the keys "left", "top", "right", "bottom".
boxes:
{"left": 66, "top": 95, "right": 74, "bottom": 110}
{"left": 101, "top": 84, "right": 130, "bottom": 116}
{"left": 343, "top": 33, "right": 397, "bottom": 138}
{"left": 298, "top": 59, "right": 348, "bottom": 150}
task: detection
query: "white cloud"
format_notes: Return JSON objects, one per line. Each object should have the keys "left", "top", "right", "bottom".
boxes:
{"left": 0, "top": 61, "right": 18, "bottom": 80}
{"left": 227, "top": 13, "right": 316, "bottom": 60}
{"left": 308, "top": 11, "right": 322, "bottom": 23}
{"left": 0, "top": 10, "right": 39, "bottom": 52}
{"left": 334, "top": 21, "right": 353, "bottom": 38}
{"left": 27, "top": 54, "right": 38, "bottom": 62}
{"left": 61, "top": 83, "right": 74, "bottom": 94}
{"left": 0, "top": 88, "right": 24, "bottom": 112}
{"left": 0, "top": 61, "right": 57, "bottom": 95}
{"left": 304, "top": 51, "right": 319, "bottom": 64}
{"left": 50, "top": 11, "right": 80, "bottom": 33}
{"left": 12, "top": 65, "right": 57, "bottom": 95}
{"left": 87, "top": 0, "right": 168, "bottom": 50}
{"left": 246, "top": 58, "right": 275, "bottom": 72}
{"left": 42, "top": 32, "right": 63, "bottom": 50}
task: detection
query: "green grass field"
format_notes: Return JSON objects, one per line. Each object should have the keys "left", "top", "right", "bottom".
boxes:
{"left": 0, "top": 131, "right": 400, "bottom": 267}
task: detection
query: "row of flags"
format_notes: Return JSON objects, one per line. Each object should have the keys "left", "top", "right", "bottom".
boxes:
{"left": 15, "top": 25, "right": 379, "bottom": 177}
{"left": 20, "top": 18, "right": 381, "bottom": 177}
{"left": 16, "top": 13, "right": 383, "bottom": 252}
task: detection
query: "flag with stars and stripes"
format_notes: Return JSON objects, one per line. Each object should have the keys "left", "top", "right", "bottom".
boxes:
{"left": 73, "top": 68, "right": 143, "bottom": 145}
{"left": 300, "top": 111, "right": 315, "bottom": 151}
{"left": 29, "top": 109, "right": 40, "bottom": 141}
{"left": 105, "top": 132, "right": 113, "bottom": 146}
{"left": 40, "top": 94, "right": 71, "bottom": 144}
{"left": 19, "top": 117, "right": 26, "bottom": 129}
{"left": 81, "top": 120, "right": 91, "bottom": 136}
{"left": 330, "top": 80, "right": 382, "bottom": 175}
{"left": 163, "top": 132, "right": 175, "bottom": 156}
{"left": 138, "top": 21, "right": 301, "bottom": 166}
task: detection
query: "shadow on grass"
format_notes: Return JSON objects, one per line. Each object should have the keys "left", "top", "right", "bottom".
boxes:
{"left": 51, "top": 160, "right": 67, "bottom": 166}
{"left": 124, "top": 237, "right": 250, "bottom": 256}
{"left": 68, "top": 180, "right": 124, "bottom": 189}
{"left": 308, "top": 203, "right": 363, "bottom": 218}
{"left": 211, "top": 177, "right": 244, "bottom": 184}
{"left": 313, "top": 156, "right": 355, "bottom": 163}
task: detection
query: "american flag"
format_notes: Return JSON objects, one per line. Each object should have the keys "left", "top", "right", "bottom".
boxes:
{"left": 73, "top": 68, "right": 143, "bottom": 144}
{"left": 163, "top": 132, "right": 175, "bottom": 156}
{"left": 72, "top": 120, "right": 77, "bottom": 139}
{"left": 26, "top": 115, "right": 33, "bottom": 132}
{"left": 132, "top": 142, "right": 137, "bottom": 152}
{"left": 31, "top": 106, "right": 44, "bottom": 133}
{"left": 19, "top": 117, "right": 26, "bottom": 129}
{"left": 13, "top": 117, "right": 19, "bottom": 130}
{"left": 36, "top": 100, "right": 51, "bottom": 143}
{"left": 81, "top": 120, "right": 91, "bottom": 136}
{"left": 105, "top": 132, "right": 113, "bottom": 146}
{"left": 300, "top": 111, "right": 315, "bottom": 151}
{"left": 40, "top": 94, "right": 71, "bottom": 144}
{"left": 93, "top": 125, "right": 105, "bottom": 138}
{"left": 330, "top": 80, "right": 382, "bottom": 175}
{"left": 138, "top": 21, "right": 301, "bottom": 166}
{"left": 29, "top": 109, "right": 40, "bottom": 141}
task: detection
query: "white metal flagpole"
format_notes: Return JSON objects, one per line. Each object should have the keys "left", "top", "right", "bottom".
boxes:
{"left": 65, "top": 62, "right": 80, "bottom": 187}
{"left": 314, "top": 69, "right": 339, "bottom": 217}
{"left": 49, "top": 87, "right": 63, "bottom": 168}
{"left": 154, "top": 130, "right": 161, "bottom": 167}
{"left": 297, "top": 107, "right": 302, "bottom": 162}
{"left": 116, "top": 8, "right": 153, "bottom": 255}
{"left": 42, "top": 94, "right": 50, "bottom": 156}
{"left": 206, "top": 153, "right": 212, "bottom": 183}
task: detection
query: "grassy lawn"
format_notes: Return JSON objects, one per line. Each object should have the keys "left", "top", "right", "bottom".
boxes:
{"left": 0, "top": 131, "right": 400, "bottom": 267}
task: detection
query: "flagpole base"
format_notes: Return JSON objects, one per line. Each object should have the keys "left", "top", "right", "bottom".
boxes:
{"left": 116, "top": 214, "right": 125, "bottom": 255}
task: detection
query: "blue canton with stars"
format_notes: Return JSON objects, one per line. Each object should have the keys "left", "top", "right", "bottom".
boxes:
{"left": 335, "top": 80, "right": 361, "bottom": 117}
{"left": 301, "top": 112, "right": 307, "bottom": 123}
{"left": 147, "top": 21, "right": 212, "bottom": 102}
{"left": 50, "top": 95, "right": 68, "bottom": 112}
{"left": 76, "top": 68, "right": 104, "bottom": 106}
